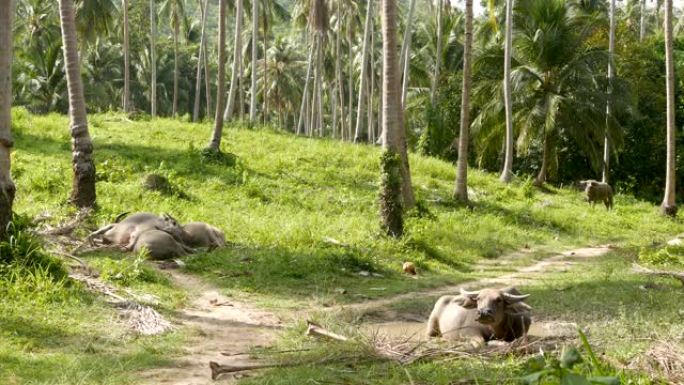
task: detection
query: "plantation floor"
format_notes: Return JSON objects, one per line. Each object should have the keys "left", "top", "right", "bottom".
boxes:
{"left": 4, "top": 111, "right": 684, "bottom": 384}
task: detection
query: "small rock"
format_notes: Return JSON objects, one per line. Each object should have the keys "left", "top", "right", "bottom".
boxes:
{"left": 358, "top": 271, "right": 370, "bottom": 277}
{"left": 334, "top": 288, "right": 347, "bottom": 295}
{"left": 667, "top": 238, "right": 683, "bottom": 246}
{"left": 371, "top": 273, "right": 384, "bottom": 278}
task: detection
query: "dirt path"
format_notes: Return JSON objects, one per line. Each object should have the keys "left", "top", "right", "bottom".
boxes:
{"left": 139, "top": 244, "right": 613, "bottom": 384}
{"left": 139, "top": 270, "right": 283, "bottom": 385}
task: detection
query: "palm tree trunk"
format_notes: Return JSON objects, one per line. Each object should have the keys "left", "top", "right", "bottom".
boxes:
{"left": 662, "top": 0, "right": 677, "bottom": 216}
{"left": 335, "top": 1, "right": 345, "bottom": 139}
{"left": 500, "top": 0, "right": 514, "bottom": 183}
{"left": 400, "top": 0, "right": 416, "bottom": 109}
{"left": 430, "top": 0, "right": 443, "bottom": 106}
{"left": 249, "top": 0, "right": 258, "bottom": 123}
{"left": 297, "top": 37, "right": 315, "bottom": 134}
{"left": 203, "top": 34, "right": 212, "bottom": 117}
{"left": 123, "top": 0, "right": 131, "bottom": 113}
{"left": 454, "top": 0, "right": 472, "bottom": 202}
{"left": 640, "top": 0, "right": 647, "bottom": 41}
{"left": 238, "top": 53, "right": 245, "bottom": 120}
{"left": 368, "top": 18, "right": 375, "bottom": 143}
{"left": 315, "top": 32, "right": 324, "bottom": 136}
{"left": 193, "top": 0, "right": 208, "bottom": 122}
{"left": 347, "top": 19, "right": 354, "bottom": 140}
{"left": 150, "top": 0, "right": 157, "bottom": 117}
{"left": 225, "top": 0, "right": 243, "bottom": 121}
{"left": 0, "top": 0, "right": 16, "bottom": 239}
{"left": 380, "top": 0, "right": 403, "bottom": 237}
{"left": 172, "top": 6, "right": 179, "bottom": 117}
{"left": 262, "top": 8, "right": 268, "bottom": 124}
{"left": 602, "top": 0, "right": 615, "bottom": 184}
{"left": 208, "top": 0, "right": 227, "bottom": 150}
{"left": 59, "top": 0, "right": 96, "bottom": 207}
{"left": 354, "top": 0, "right": 373, "bottom": 142}
{"left": 534, "top": 131, "right": 550, "bottom": 187}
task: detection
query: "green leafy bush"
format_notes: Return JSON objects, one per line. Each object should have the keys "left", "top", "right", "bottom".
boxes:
{"left": 638, "top": 244, "right": 684, "bottom": 266}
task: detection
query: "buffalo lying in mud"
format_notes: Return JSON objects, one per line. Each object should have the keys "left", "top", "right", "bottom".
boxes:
{"left": 88, "top": 212, "right": 225, "bottom": 260}
{"left": 579, "top": 180, "right": 614, "bottom": 210}
{"left": 426, "top": 287, "right": 532, "bottom": 346}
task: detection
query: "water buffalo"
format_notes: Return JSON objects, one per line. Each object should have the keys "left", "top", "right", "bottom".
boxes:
{"left": 579, "top": 180, "right": 613, "bottom": 210}
{"left": 88, "top": 212, "right": 184, "bottom": 246}
{"left": 126, "top": 228, "right": 194, "bottom": 260}
{"left": 180, "top": 222, "right": 226, "bottom": 249}
{"left": 426, "top": 287, "right": 532, "bottom": 346}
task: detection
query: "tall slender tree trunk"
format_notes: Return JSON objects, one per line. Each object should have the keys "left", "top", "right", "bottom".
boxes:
{"left": 662, "top": 0, "right": 677, "bottom": 216}
{"left": 534, "top": 131, "right": 550, "bottom": 187}
{"left": 172, "top": 6, "right": 180, "bottom": 117}
{"left": 334, "top": 1, "right": 343, "bottom": 138}
{"left": 150, "top": 0, "right": 157, "bottom": 117}
{"left": 249, "top": 0, "right": 258, "bottom": 123}
{"left": 208, "top": 0, "right": 227, "bottom": 150}
{"left": 500, "top": 0, "right": 514, "bottom": 183}
{"left": 193, "top": 0, "right": 209, "bottom": 122}
{"left": 380, "top": 0, "right": 403, "bottom": 237}
{"left": 238, "top": 53, "right": 245, "bottom": 120}
{"left": 123, "top": 0, "right": 131, "bottom": 113}
{"left": 225, "top": 0, "right": 243, "bottom": 121}
{"left": 603, "top": 0, "right": 615, "bottom": 184}
{"left": 430, "top": 0, "right": 443, "bottom": 106}
{"left": 354, "top": 0, "right": 373, "bottom": 142}
{"left": 347, "top": 19, "right": 354, "bottom": 140}
{"left": 263, "top": 9, "right": 268, "bottom": 124}
{"left": 297, "top": 37, "right": 315, "bottom": 134}
{"left": 315, "top": 32, "right": 324, "bottom": 136}
{"left": 400, "top": 0, "right": 416, "bottom": 110}
{"left": 640, "top": 0, "right": 647, "bottom": 41}
{"left": 454, "top": 0, "right": 472, "bottom": 202}
{"left": 368, "top": 18, "right": 375, "bottom": 143}
{"left": 203, "top": 33, "right": 212, "bottom": 117}
{"left": 59, "top": 0, "right": 96, "bottom": 208}
{"left": 0, "top": 0, "right": 16, "bottom": 239}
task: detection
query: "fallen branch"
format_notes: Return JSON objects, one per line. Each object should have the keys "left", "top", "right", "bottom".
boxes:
{"left": 306, "top": 320, "right": 349, "bottom": 341}
{"left": 38, "top": 208, "right": 92, "bottom": 236}
{"left": 221, "top": 348, "right": 311, "bottom": 357}
{"left": 632, "top": 263, "right": 684, "bottom": 286}
{"left": 210, "top": 355, "right": 374, "bottom": 380}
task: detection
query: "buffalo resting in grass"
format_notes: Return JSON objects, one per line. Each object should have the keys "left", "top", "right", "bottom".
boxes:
{"left": 88, "top": 212, "right": 226, "bottom": 260}
{"left": 426, "top": 287, "right": 532, "bottom": 346}
{"left": 579, "top": 180, "right": 613, "bottom": 210}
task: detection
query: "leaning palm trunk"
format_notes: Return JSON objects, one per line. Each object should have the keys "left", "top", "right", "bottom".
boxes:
{"left": 500, "top": 0, "right": 514, "bottom": 183}
{"left": 193, "top": 0, "right": 209, "bottom": 122}
{"left": 123, "top": 0, "right": 131, "bottom": 112}
{"left": 430, "top": 0, "right": 443, "bottom": 106}
{"left": 203, "top": 35, "right": 212, "bottom": 117}
{"left": 640, "top": 0, "right": 647, "bottom": 41}
{"left": 662, "top": 0, "right": 677, "bottom": 216}
{"left": 59, "top": 0, "right": 96, "bottom": 208}
{"left": 354, "top": 0, "right": 373, "bottom": 142}
{"left": 172, "top": 7, "right": 179, "bottom": 117}
{"left": 224, "top": 0, "right": 244, "bottom": 121}
{"left": 208, "top": 0, "right": 227, "bottom": 151}
{"left": 400, "top": 0, "right": 416, "bottom": 108}
{"left": 0, "top": 0, "right": 16, "bottom": 239}
{"left": 602, "top": 0, "right": 616, "bottom": 184}
{"left": 150, "top": 0, "right": 157, "bottom": 117}
{"left": 296, "top": 37, "right": 316, "bottom": 134}
{"left": 454, "top": 0, "right": 472, "bottom": 202}
{"left": 379, "top": 0, "right": 403, "bottom": 237}
{"left": 249, "top": 0, "right": 258, "bottom": 123}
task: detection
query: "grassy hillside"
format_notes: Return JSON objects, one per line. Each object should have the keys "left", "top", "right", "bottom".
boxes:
{"left": 3, "top": 109, "right": 683, "bottom": 384}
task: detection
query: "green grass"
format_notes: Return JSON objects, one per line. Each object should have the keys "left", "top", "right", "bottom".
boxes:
{"left": 4, "top": 109, "right": 684, "bottom": 384}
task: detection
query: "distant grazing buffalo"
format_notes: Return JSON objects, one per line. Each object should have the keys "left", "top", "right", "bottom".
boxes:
{"left": 579, "top": 180, "right": 614, "bottom": 210}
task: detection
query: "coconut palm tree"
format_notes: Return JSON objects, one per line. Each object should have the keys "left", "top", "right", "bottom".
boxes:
{"left": 160, "top": 0, "right": 185, "bottom": 117}
{"left": 249, "top": 0, "right": 258, "bottom": 123}
{"left": 354, "top": 0, "right": 373, "bottom": 142}
{"left": 224, "top": 0, "right": 244, "bottom": 121}
{"left": 662, "top": 0, "right": 676, "bottom": 215}
{"left": 454, "top": 0, "right": 473, "bottom": 202}
{"left": 150, "top": 0, "right": 157, "bottom": 117}
{"left": 0, "top": 0, "right": 16, "bottom": 239}
{"left": 500, "top": 0, "right": 514, "bottom": 183}
{"left": 122, "top": 0, "right": 131, "bottom": 113}
{"left": 58, "top": 0, "right": 96, "bottom": 207}
{"left": 208, "top": 0, "right": 227, "bottom": 150}
{"left": 603, "top": 0, "right": 615, "bottom": 183}
{"left": 193, "top": 0, "right": 208, "bottom": 122}
{"left": 379, "top": 0, "right": 403, "bottom": 237}
{"left": 430, "top": 0, "right": 444, "bottom": 106}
